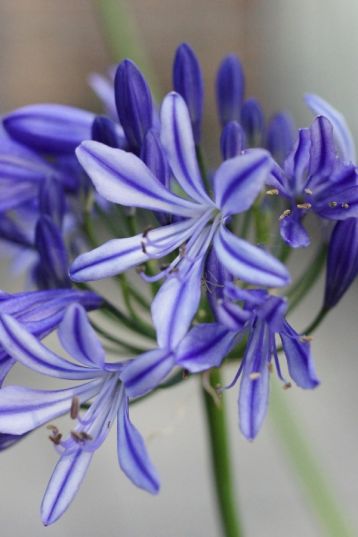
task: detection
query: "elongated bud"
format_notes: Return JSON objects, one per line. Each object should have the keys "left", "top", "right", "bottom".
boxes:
{"left": 266, "top": 112, "right": 295, "bottom": 165}
{"left": 324, "top": 218, "right": 358, "bottom": 309}
{"left": 173, "top": 43, "right": 204, "bottom": 144}
{"left": 141, "top": 129, "right": 170, "bottom": 188}
{"left": 91, "top": 115, "right": 125, "bottom": 149}
{"left": 3, "top": 104, "right": 95, "bottom": 154}
{"left": 114, "top": 59, "right": 153, "bottom": 152}
{"left": 216, "top": 54, "right": 245, "bottom": 126}
{"left": 240, "top": 98, "right": 264, "bottom": 147}
{"left": 220, "top": 121, "right": 245, "bottom": 159}
{"left": 39, "top": 178, "right": 66, "bottom": 229}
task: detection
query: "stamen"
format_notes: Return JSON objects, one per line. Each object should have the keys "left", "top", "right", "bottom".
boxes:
{"left": 304, "top": 188, "right": 313, "bottom": 195}
{"left": 300, "top": 335, "right": 313, "bottom": 343}
{"left": 142, "top": 226, "right": 154, "bottom": 238}
{"left": 283, "top": 382, "right": 292, "bottom": 390}
{"left": 249, "top": 372, "right": 261, "bottom": 380}
{"left": 279, "top": 209, "right": 291, "bottom": 221}
{"left": 268, "top": 362, "right": 274, "bottom": 373}
{"left": 182, "top": 369, "right": 189, "bottom": 379}
{"left": 341, "top": 202, "right": 350, "bottom": 209}
{"left": 49, "top": 433, "right": 62, "bottom": 445}
{"left": 266, "top": 188, "right": 279, "bottom": 196}
{"left": 202, "top": 371, "right": 222, "bottom": 407}
{"left": 328, "top": 201, "right": 337, "bottom": 208}
{"left": 70, "top": 396, "right": 80, "bottom": 420}
{"left": 179, "top": 244, "right": 186, "bottom": 257}
{"left": 297, "top": 203, "right": 311, "bottom": 210}
{"left": 140, "top": 241, "right": 147, "bottom": 254}
{"left": 70, "top": 430, "right": 93, "bottom": 443}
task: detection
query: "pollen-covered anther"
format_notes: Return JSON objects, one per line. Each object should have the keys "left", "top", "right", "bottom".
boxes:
{"left": 341, "top": 202, "right": 350, "bottom": 209}
{"left": 304, "top": 188, "right": 313, "bottom": 195}
{"left": 70, "top": 396, "right": 80, "bottom": 420}
{"left": 328, "top": 201, "right": 338, "bottom": 208}
{"left": 283, "top": 382, "right": 292, "bottom": 390}
{"left": 70, "top": 430, "right": 93, "bottom": 443}
{"left": 142, "top": 226, "right": 154, "bottom": 238}
{"left": 268, "top": 362, "right": 274, "bottom": 373}
{"left": 266, "top": 188, "right": 279, "bottom": 196}
{"left": 249, "top": 372, "right": 261, "bottom": 380}
{"left": 279, "top": 209, "right": 292, "bottom": 221}
{"left": 47, "top": 424, "right": 62, "bottom": 445}
{"left": 140, "top": 240, "right": 147, "bottom": 254}
{"left": 297, "top": 202, "right": 311, "bottom": 210}
{"left": 300, "top": 335, "right": 313, "bottom": 343}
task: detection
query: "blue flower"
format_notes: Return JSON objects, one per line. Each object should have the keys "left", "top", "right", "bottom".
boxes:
{"left": 71, "top": 92, "right": 290, "bottom": 349}
{"left": 0, "top": 304, "right": 159, "bottom": 524}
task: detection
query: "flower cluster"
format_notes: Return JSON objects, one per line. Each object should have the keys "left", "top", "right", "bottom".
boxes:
{"left": 0, "top": 42, "right": 357, "bottom": 524}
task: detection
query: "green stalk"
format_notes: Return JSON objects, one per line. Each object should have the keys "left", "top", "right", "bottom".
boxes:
{"left": 202, "top": 369, "right": 243, "bottom": 537}
{"left": 270, "top": 381, "right": 355, "bottom": 537}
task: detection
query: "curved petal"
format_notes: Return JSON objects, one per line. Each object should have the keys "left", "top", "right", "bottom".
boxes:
{"left": 284, "top": 129, "right": 311, "bottom": 195}
{"left": 41, "top": 448, "right": 93, "bottom": 525}
{"left": 214, "top": 225, "right": 291, "bottom": 288}
{"left": 160, "top": 92, "right": 212, "bottom": 205}
{"left": 280, "top": 213, "right": 310, "bottom": 248}
{"left": 305, "top": 94, "right": 356, "bottom": 163}
{"left": 309, "top": 116, "right": 336, "bottom": 177}
{"left": 175, "top": 323, "right": 237, "bottom": 372}
{"left": 58, "top": 305, "right": 105, "bottom": 368}
{"left": 280, "top": 321, "right": 319, "bottom": 389}
{"left": 76, "top": 141, "right": 202, "bottom": 217}
{"left": 0, "top": 314, "right": 101, "bottom": 379}
{"left": 120, "top": 349, "right": 175, "bottom": 399}
{"left": 214, "top": 149, "right": 271, "bottom": 215}
{"left": 70, "top": 218, "right": 198, "bottom": 282}
{"left": 117, "top": 394, "right": 159, "bottom": 494}
{"left": 0, "top": 380, "right": 102, "bottom": 434}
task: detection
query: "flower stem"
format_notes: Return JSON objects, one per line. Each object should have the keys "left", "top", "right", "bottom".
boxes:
{"left": 270, "top": 380, "right": 355, "bottom": 537}
{"left": 202, "top": 369, "right": 243, "bottom": 537}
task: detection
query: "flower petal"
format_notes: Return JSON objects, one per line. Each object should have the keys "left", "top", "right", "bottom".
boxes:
{"left": 280, "top": 212, "right": 310, "bottom": 248}
{"left": 309, "top": 116, "right": 336, "bottom": 177}
{"left": 76, "top": 141, "right": 202, "bottom": 217}
{"left": 160, "top": 92, "right": 212, "bottom": 205}
{"left": 216, "top": 54, "right": 245, "bottom": 126}
{"left": 214, "top": 149, "right": 271, "bottom": 215}
{"left": 280, "top": 321, "right": 319, "bottom": 389}
{"left": 117, "top": 394, "right": 159, "bottom": 494}
{"left": 283, "top": 128, "right": 311, "bottom": 195}
{"left": 214, "top": 225, "right": 291, "bottom": 287}
{"left": 305, "top": 93, "right": 356, "bottom": 163}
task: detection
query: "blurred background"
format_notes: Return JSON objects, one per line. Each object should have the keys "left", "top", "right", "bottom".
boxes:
{"left": 0, "top": 1, "right": 357, "bottom": 536}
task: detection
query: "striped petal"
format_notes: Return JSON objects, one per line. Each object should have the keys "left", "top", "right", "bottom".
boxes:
{"left": 58, "top": 305, "right": 105, "bottom": 368}
{"left": 117, "top": 394, "right": 159, "bottom": 494}
{"left": 0, "top": 380, "right": 102, "bottom": 434}
{"left": 309, "top": 116, "right": 336, "bottom": 177}
{"left": 76, "top": 141, "right": 202, "bottom": 217}
{"left": 280, "top": 321, "right": 319, "bottom": 389}
{"left": 160, "top": 92, "right": 212, "bottom": 205}
{"left": 214, "top": 225, "right": 291, "bottom": 287}
{"left": 284, "top": 129, "right": 311, "bottom": 195}
{"left": 0, "top": 314, "right": 101, "bottom": 379}
{"left": 305, "top": 94, "right": 356, "bottom": 163}
{"left": 214, "top": 149, "right": 271, "bottom": 215}
{"left": 70, "top": 218, "right": 198, "bottom": 282}
{"left": 120, "top": 349, "right": 175, "bottom": 399}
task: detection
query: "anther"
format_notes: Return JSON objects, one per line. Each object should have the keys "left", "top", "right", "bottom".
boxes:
{"left": 140, "top": 241, "right": 147, "bottom": 254}
{"left": 249, "top": 372, "right": 261, "bottom": 381}
{"left": 341, "top": 202, "right": 350, "bottom": 209}
{"left": 142, "top": 226, "right": 154, "bottom": 238}
{"left": 71, "top": 431, "right": 93, "bottom": 443}
{"left": 179, "top": 244, "right": 186, "bottom": 257}
{"left": 300, "top": 335, "right": 313, "bottom": 343}
{"left": 283, "top": 382, "right": 292, "bottom": 390}
{"left": 266, "top": 189, "right": 279, "bottom": 196}
{"left": 328, "top": 201, "right": 337, "bottom": 208}
{"left": 279, "top": 209, "right": 291, "bottom": 221}
{"left": 297, "top": 203, "right": 311, "bottom": 210}
{"left": 304, "top": 188, "right": 313, "bottom": 195}
{"left": 182, "top": 369, "right": 189, "bottom": 379}
{"left": 49, "top": 433, "right": 62, "bottom": 445}
{"left": 70, "top": 396, "right": 80, "bottom": 420}
{"left": 268, "top": 363, "right": 274, "bottom": 373}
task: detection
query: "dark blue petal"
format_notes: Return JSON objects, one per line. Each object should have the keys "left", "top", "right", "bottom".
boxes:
{"left": 279, "top": 212, "right": 310, "bottom": 248}
{"left": 216, "top": 54, "right": 245, "bottom": 126}
{"left": 266, "top": 112, "right": 295, "bottom": 165}
{"left": 141, "top": 129, "right": 170, "bottom": 189}
{"left": 220, "top": 121, "right": 245, "bottom": 160}
{"left": 309, "top": 116, "right": 336, "bottom": 178}
{"left": 3, "top": 104, "right": 94, "bottom": 154}
{"left": 114, "top": 59, "right": 153, "bottom": 152}
{"left": 324, "top": 218, "right": 358, "bottom": 308}
{"left": 91, "top": 115, "right": 126, "bottom": 148}
{"left": 280, "top": 321, "right": 319, "bottom": 389}
{"left": 240, "top": 98, "right": 265, "bottom": 147}
{"left": 39, "top": 178, "right": 66, "bottom": 228}
{"left": 284, "top": 129, "right": 311, "bottom": 195}
{"left": 173, "top": 43, "right": 204, "bottom": 144}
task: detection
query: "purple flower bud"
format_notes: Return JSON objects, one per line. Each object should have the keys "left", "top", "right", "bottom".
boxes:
{"left": 173, "top": 43, "right": 204, "bottom": 144}
{"left": 34, "top": 216, "right": 70, "bottom": 289}
{"left": 114, "top": 59, "right": 153, "bottom": 152}
{"left": 39, "top": 178, "right": 66, "bottom": 229}
{"left": 240, "top": 98, "right": 265, "bottom": 147}
{"left": 324, "top": 218, "right": 358, "bottom": 309}
{"left": 3, "top": 104, "right": 95, "bottom": 154}
{"left": 91, "top": 116, "right": 125, "bottom": 148}
{"left": 141, "top": 129, "right": 170, "bottom": 188}
{"left": 220, "top": 121, "right": 245, "bottom": 159}
{"left": 216, "top": 54, "right": 245, "bottom": 127}
{"left": 266, "top": 112, "right": 295, "bottom": 165}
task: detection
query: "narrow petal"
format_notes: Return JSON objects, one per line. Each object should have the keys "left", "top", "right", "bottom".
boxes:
{"left": 220, "top": 121, "right": 245, "bottom": 160}
{"left": 309, "top": 116, "right": 336, "bottom": 177}
{"left": 175, "top": 323, "right": 237, "bottom": 372}
{"left": 76, "top": 141, "right": 202, "bottom": 217}
{"left": 266, "top": 112, "right": 295, "bottom": 165}
{"left": 0, "top": 314, "right": 101, "bottom": 379}
{"left": 240, "top": 98, "right": 264, "bottom": 146}
{"left": 4, "top": 104, "right": 94, "bottom": 154}
{"left": 117, "top": 394, "right": 159, "bottom": 494}
{"left": 284, "top": 129, "right": 311, "bottom": 195}
{"left": 91, "top": 116, "right": 125, "bottom": 148}
{"left": 280, "top": 321, "right": 319, "bottom": 389}
{"left": 305, "top": 93, "right": 356, "bottom": 163}
{"left": 160, "top": 92, "right": 212, "bottom": 205}
{"left": 239, "top": 321, "right": 270, "bottom": 440}
{"left": 214, "top": 149, "right": 271, "bottom": 215}
{"left": 120, "top": 349, "right": 175, "bottom": 399}
{"left": 41, "top": 448, "right": 93, "bottom": 525}
{"left": 216, "top": 54, "right": 245, "bottom": 126}
{"left": 0, "top": 380, "right": 102, "bottom": 434}
{"left": 214, "top": 225, "right": 291, "bottom": 287}
{"left": 70, "top": 218, "right": 198, "bottom": 282}
{"left": 141, "top": 129, "right": 170, "bottom": 189}
{"left": 280, "top": 213, "right": 310, "bottom": 248}
{"left": 58, "top": 305, "right": 105, "bottom": 368}
{"left": 35, "top": 216, "right": 71, "bottom": 289}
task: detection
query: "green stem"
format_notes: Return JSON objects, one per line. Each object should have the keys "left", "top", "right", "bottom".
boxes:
{"left": 90, "top": 319, "right": 147, "bottom": 354}
{"left": 270, "top": 380, "right": 355, "bottom": 537}
{"left": 202, "top": 369, "right": 243, "bottom": 537}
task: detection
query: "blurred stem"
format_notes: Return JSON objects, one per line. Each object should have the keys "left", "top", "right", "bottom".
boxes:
{"left": 202, "top": 369, "right": 243, "bottom": 537}
{"left": 270, "top": 380, "right": 355, "bottom": 537}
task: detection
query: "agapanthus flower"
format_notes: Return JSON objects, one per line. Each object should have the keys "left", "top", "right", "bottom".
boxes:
{"left": 0, "top": 304, "right": 159, "bottom": 524}
{"left": 70, "top": 91, "right": 290, "bottom": 349}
